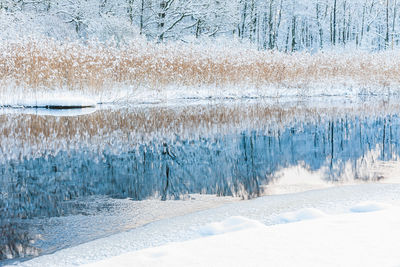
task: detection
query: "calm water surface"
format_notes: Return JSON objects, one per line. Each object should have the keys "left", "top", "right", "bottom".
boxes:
{"left": 1, "top": 97, "right": 400, "bottom": 263}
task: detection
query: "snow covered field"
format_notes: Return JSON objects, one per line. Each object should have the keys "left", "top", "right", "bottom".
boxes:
{"left": 10, "top": 183, "right": 400, "bottom": 267}
{"left": 82, "top": 205, "right": 400, "bottom": 267}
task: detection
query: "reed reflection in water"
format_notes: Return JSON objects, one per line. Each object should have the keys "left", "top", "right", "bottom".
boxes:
{"left": 1, "top": 100, "right": 400, "bottom": 261}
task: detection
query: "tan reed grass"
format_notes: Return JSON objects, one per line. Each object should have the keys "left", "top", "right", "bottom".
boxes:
{"left": 1, "top": 39, "right": 400, "bottom": 95}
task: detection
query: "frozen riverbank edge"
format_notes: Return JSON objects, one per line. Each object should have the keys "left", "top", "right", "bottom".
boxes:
{"left": 82, "top": 203, "right": 399, "bottom": 267}
{"left": 1, "top": 82, "right": 399, "bottom": 110}
{"left": 10, "top": 183, "right": 400, "bottom": 267}
{"left": 1, "top": 87, "right": 398, "bottom": 119}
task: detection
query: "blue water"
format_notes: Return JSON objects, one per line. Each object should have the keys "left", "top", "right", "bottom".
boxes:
{"left": 1, "top": 98, "right": 400, "bottom": 262}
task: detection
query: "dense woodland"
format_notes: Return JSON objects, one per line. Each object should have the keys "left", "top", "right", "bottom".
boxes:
{"left": 0, "top": 0, "right": 399, "bottom": 51}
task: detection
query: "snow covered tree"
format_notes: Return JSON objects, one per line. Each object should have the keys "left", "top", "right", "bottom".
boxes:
{"left": 0, "top": 0, "right": 399, "bottom": 51}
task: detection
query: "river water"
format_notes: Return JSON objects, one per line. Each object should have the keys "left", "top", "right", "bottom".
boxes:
{"left": 2, "top": 96, "right": 400, "bottom": 264}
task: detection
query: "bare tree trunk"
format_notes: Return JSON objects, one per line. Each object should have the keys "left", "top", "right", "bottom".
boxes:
{"left": 195, "top": 19, "right": 201, "bottom": 38}
{"left": 257, "top": 12, "right": 261, "bottom": 48}
{"left": 262, "top": 11, "right": 267, "bottom": 49}
{"left": 385, "top": 0, "right": 390, "bottom": 49}
{"left": 333, "top": 0, "right": 337, "bottom": 45}
{"left": 393, "top": 0, "right": 397, "bottom": 48}
{"left": 249, "top": 0, "right": 257, "bottom": 43}
{"left": 158, "top": 0, "right": 166, "bottom": 42}
{"left": 291, "top": 16, "right": 296, "bottom": 51}
{"left": 139, "top": 0, "right": 145, "bottom": 35}
{"left": 268, "top": 0, "right": 274, "bottom": 49}
{"left": 342, "top": 1, "right": 347, "bottom": 45}
{"left": 316, "top": 2, "right": 324, "bottom": 49}
{"left": 241, "top": 0, "right": 248, "bottom": 40}
{"left": 285, "top": 24, "right": 290, "bottom": 52}
{"left": 127, "top": 0, "right": 134, "bottom": 25}
{"left": 273, "top": 0, "right": 283, "bottom": 50}
{"left": 360, "top": 3, "right": 366, "bottom": 47}
{"left": 347, "top": 9, "right": 351, "bottom": 42}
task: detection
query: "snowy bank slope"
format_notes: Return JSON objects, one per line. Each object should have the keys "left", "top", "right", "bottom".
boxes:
{"left": 11, "top": 184, "right": 400, "bottom": 267}
{"left": 83, "top": 203, "right": 399, "bottom": 267}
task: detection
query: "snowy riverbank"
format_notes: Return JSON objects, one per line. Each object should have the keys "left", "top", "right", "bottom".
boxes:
{"left": 83, "top": 203, "right": 399, "bottom": 267}
{"left": 1, "top": 81, "right": 398, "bottom": 111}
{"left": 10, "top": 183, "right": 400, "bottom": 267}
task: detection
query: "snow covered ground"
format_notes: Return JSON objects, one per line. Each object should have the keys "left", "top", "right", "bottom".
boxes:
{"left": 0, "top": 107, "right": 97, "bottom": 117}
{"left": 0, "top": 85, "right": 388, "bottom": 119}
{"left": 0, "top": 80, "right": 397, "bottom": 110}
{"left": 0, "top": 95, "right": 96, "bottom": 109}
{"left": 10, "top": 183, "right": 400, "bottom": 267}
{"left": 82, "top": 204, "right": 400, "bottom": 267}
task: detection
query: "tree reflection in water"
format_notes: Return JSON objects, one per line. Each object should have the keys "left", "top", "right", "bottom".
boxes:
{"left": 1, "top": 103, "right": 400, "bottom": 261}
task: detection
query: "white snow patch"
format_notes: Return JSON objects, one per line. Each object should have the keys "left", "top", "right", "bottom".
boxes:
{"left": 275, "top": 208, "right": 326, "bottom": 223}
{"left": 0, "top": 90, "right": 98, "bottom": 109}
{"left": 18, "top": 96, "right": 96, "bottom": 108}
{"left": 0, "top": 107, "right": 97, "bottom": 117}
{"left": 196, "top": 216, "right": 265, "bottom": 237}
{"left": 80, "top": 206, "right": 400, "bottom": 267}
{"left": 350, "top": 201, "right": 390, "bottom": 213}
{"left": 264, "top": 165, "right": 333, "bottom": 195}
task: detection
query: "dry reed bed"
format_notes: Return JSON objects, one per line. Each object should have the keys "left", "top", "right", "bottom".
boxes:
{"left": 0, "top": 101, "right": 398, "bottom": 162}
{"left": 1, "top": 39, "right": 400, "bottom": 95}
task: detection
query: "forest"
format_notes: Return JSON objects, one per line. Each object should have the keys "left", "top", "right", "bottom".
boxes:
{"left": 0, "top": 0, "right": 399, "bottom": 51}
